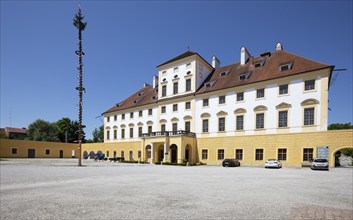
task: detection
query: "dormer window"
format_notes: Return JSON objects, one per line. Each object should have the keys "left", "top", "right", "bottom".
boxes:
{"left": 239, "top": 71, "right": 252, "bottom": 80}
{"left": 116, "top": 102, "right": 124, "bottom": 107}
{"left": 186, "top": 63, "right": 191, "bottom": 68}
{"left": 162, "top": 70, "right": 167, "bottom": 74}
{"left": 152, "top": 96, "right": 157, "bottom": 100}
{"left": 219, "top": 70, "right": 230, "bottom": 77}
{"left": 162, "top": 78, "right": 167, "bottom": 82}
{"left": 186, "top": 71, "right": 191, "bottom": 75}
{"left": 279, "top": 62, "right": 293, "bottom": 71}
{"left": 174, "top": 75, "right": 178, "bottom": 79}
{"left": 204, "top": 80, "right": 216, "bottom": 88}
{"left": 173, "top": 67, "right": 179, "bottom": 72}
{"left": 254, "top": 60, "right": 265, "bottom": 68}
{"left": 133, "top": 97, "right": 142, "bottom": 104}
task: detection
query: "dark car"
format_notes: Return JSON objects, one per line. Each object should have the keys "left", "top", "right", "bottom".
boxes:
{"left": 94, "top": 153, "right": 106, "bottom": 161}
{"left": 222, "top": 159, "right": 241, "bottom": 167}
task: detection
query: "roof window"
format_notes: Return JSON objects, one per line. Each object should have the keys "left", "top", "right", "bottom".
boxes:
{"left": 186, "top": 71, "right": 191, "bottom": 75}
{"left": 174, "top": 75, "right": 179, "bottom": 79}
{"left": 219, "top": 70, "right": 230, "bottom": 77}
{"left": 254, "top": 60, "right": 265, "bottom": 68}
{"left": 116, "top": 102, "right": 124, "bottom": 107}
{"left": 133, "top": 98, "right": 143, "bottom": 104}
{"left": 260, "top": 51, "right": 271, "bottom": 57}
{"left": 162, "top": 78, "right": 167, "bottom": 82}
{"left": 204, "top": 80, "right": 216, "bottom": 88}
{"left": 279, "top": 62, "right": 293, "bottom": 71}
{"left": 162, "top": 70, "right": 167, "bottom": 74}
{"left": 239, "top": 71, "right": 252, "bottom": 80}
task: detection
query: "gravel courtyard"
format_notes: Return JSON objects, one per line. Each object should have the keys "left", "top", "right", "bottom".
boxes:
{"left": 1, "top": 159, "right": 352, "bottom": 220}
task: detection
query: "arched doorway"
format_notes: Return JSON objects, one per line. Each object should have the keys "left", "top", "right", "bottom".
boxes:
{"left": 185, "top": 144, "right": 191, "bottom": 162}
{"left": 89, "top": 151, "right": 95, "bottom": 159}
{"left": 157, "top": 145, "right": 164, "bottom": 163}
{"left": 145, "top": 145, "right": 152, "bottom": 160}
{"left": 333, "top": 147, "right": 353, "bottom": 167}
{"left": 83, "top": 151, "right": 88, "bottom": 159}
{"left": 170, "top": 144, "right": 178, "bottom": 163}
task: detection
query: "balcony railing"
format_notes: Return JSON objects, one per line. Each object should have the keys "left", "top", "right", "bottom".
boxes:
{"left": 141, "top": 130, "right": 196, "bottom": 138}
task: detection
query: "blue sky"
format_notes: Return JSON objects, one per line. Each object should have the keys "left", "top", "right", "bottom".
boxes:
{"left": 1, "top": 1, "right": 352, "bottom": 139}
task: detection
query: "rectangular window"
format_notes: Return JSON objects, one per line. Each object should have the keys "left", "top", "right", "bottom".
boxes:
{"left": 236, "top": 115, "right": 244, "bottom": 131}
{"left": 172, "top": 123, "right": 178, "bottom": 132}
{"left": 305, "top": 79, "right": 315, "bottom": 91}
{"left": 278, "top": 148, "right": 287, "bottom": 161}
{"left": 237, "top": 92, "right": 244, "bottom": 101}
{"left": 202, "top": 149, "right": 208, "bottom": 160}
{"left": 130, "top": 112, "right": 134, "bottom": 119}
{"left": 46, "top": 149, "right": 50, "bottom": 155}
{"left": 114, "top": 115, "right": 117, "bottom": 121}
{"left": 218, "top": 117, "right": 225, "bottom": 132}
{"left": 138, "top": 127, "right": 142, "bottom": 137}
{"left": 122, "top": 114, "right": 125, "bottom": 120}
{"left": 107, "top": 130, "right": 110, "bottom": 140}
{"left": 185, "top": 121, "right": 190, "bottom": 133}
{"left": 186, "top": 79, "right": 191, "bottom": 92}
{"left": 235, "top": 149, "right": 243, "bottom": 160}
{"left": 121, "top": 151, "right": 124, "bottom": 158}
{"left": 219, "top": 95, "right": 226, "bottom": 104}
{"left": 114, "top": 130, "right": 117, "bottom": 139}
{"left": 162, "top": 85, "right": 167, "bottom": 97}
{"left": 107, "top": 116, "right": 110, "bottom": 122}
{"left": 279, "top": 84, "right": 288, "bottom": 95}
{"left": 304, "top": 108, "right": 314, "bottom": 126}
{"left": 173, "top": 104, "right": 178, "bottom": 112}
{"left": 303, "top": 148, "right": 313, "bottom": 161}
{"left": 12, "top": 148, "right": 17, "bottom": 154}
{"left": 203, "top": 98, "right": 209, "bottom": 107}
{"left": 130, "top": 128, "right": 133, "bottom": 138}
{"left": 106, "top": 151, "right": 109, "bottom": 157}
{"left": 202, "top": 119, "right": 209, "bottom": 132}
{"left": 173, "top": 82, "right": 178, "bottom": 94}
{"left": 218, "top": 149, "right": 225, "bottom": 160}
{"left": 138, "top": 150, "right": 141, "bottom": 158}
{"left": 121, "top": 129, "right": 125, "bottom": 139}
{"left": 255, "top": 149, "right": 264, "bottom": 161}
{"left": 161, "top": 106, "right": 166, "bottom": 113}
{"left": 185, "top": 101, "right": 191, "bottom": 110}
{"left": 139, "top": 110, "right": 143, "bottom": 117}
{"left": 148, "top": 109, "right": 153, "bottom": 116}
{"left": 161, "top": 124, "right": 166, "bottom": 132}
{"left": 256, "top": 113, "right": 265, "bottom": 129}
{"left": 257, "top": 88, "right": 265, "bottom": 98}
{"left": 148, "top": 126, "right": 152, "bottom": 134}
{"left": 278, "top": 111, "right": 288, "bottom": 127}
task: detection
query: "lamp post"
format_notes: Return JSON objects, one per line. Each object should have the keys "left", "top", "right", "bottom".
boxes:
{"left": 73, "top": 5, "right": 87, "bottom": 166}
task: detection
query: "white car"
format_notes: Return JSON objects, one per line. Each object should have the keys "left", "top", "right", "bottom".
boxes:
{"left": 265, "top": 159, "right": 282, "bottom": 168}
{"left": 310, "top": 158, "right": 329, "bottom": 170}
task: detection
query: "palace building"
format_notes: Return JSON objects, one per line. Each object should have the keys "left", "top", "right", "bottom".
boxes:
{"left": 1, "top": 43, "right": 352, "bottom": 167}
{"left": 101, "top": 43, "right": 338, "bottom": 166}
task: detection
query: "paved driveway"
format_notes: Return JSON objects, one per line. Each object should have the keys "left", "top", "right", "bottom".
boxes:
{"left": 1, "top": 159, "right": 352, "bottom": 219}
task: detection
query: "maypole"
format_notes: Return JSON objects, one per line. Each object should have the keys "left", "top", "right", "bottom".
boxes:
{"left": 73, "top": 4, "right": 87, "bottom": 166}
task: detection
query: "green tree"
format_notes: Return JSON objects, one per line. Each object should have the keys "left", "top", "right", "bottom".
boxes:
{"left": 328, "top": 123, "right": 353, "bottom": 130}
{"left": 92, "top": 125, "right": 104, "bottom": 143}
{"left": 341, "top": 148, "right": 353, "bottom": 157}
{"left": 56, "top": 117, "right": 86, "bottom": 143}
{"left": 27, "top": 119, "right": 60, "bottom": 142}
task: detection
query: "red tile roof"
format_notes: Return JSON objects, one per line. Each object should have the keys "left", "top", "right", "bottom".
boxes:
{"left": 103, "top": 49, "right": 333, "bottom": 115}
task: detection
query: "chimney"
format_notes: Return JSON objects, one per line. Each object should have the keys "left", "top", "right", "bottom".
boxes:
{"left": 212, "top": 56, "right": 220, "bottom": 68}
{"left": 240, "top": 46, "right": 251, "bottom": 65}
{"left": 276, "top": 42, "right": 283, "bottom": 51}
{"left": 153, "top": 75, "right": 159, "bottom": 88}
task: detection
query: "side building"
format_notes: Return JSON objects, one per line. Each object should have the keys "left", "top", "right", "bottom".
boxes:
{"left": 100, "top": 43, "right": 349, "bottom": 167}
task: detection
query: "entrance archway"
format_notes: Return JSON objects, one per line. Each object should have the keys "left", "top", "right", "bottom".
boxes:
{"left": 185, "top": 144, "right": 191, "bottom": 162}
{"left": 145, "top": 145, "right": 152, "bottom": 160}
{"left": 83, "top": 151, "right": 88, "bottom": 159}
{"left": 170, "top": 144, "right": 178, "bottom": 163}
{"left": 333, "top": 147, "right": 353, "bottom": 167}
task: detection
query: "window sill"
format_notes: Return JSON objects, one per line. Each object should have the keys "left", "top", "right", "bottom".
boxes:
{"left": 303, "top": 89, "right": 316, "bottom": 93}
{"left": 201, "top": 132, "right": 209, "bottom": 134}
{"left": 235, "top": 130, "right": 245, "bottom": 132}
{"left": 218, "top": 103, "right": 226, "bottom": 106}
{"left": 236, "top": 100, "right": 245, "bottom": 103}
{"left": 255, "top": 128, "right": 265, "bottom": 131}
{"left": 217, "top": 131, "right": 226, "bottom": 133}
{"left": 255, "top": 97, "right": 266, "bottom": 100}
{"left": 277, "top": 126, "right": 289, "bottom": 129}
{"left": 278, "top": 93, "right": 289, "bottom": 97}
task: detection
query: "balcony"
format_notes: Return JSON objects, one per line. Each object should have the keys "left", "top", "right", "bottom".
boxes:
{"left": 141, "top": 130, "right": 196, "bottom": 138}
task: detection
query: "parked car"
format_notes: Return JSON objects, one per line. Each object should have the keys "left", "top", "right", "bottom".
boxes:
{"left": 310, "top": 158, "right": 329, "bottom": 170}
{"left": 222, "top": 159, "right": 241, "bottom": 167}
{"left": 94, "top": 153, "right": 106, "bottom": 161}
{"left": 265, "top": 159, "right": 282, "bottom": 168}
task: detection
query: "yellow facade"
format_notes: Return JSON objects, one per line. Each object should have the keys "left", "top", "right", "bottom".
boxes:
{"left": 1, "top": 130, "right": 352, "bottom": 167}
{"left": 0, "top": 139, "right": 77, "bottom": 158}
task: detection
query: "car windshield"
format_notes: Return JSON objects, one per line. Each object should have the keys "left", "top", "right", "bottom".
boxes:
{"left": 314, "top": 159, "right": 327, "bottom": 162}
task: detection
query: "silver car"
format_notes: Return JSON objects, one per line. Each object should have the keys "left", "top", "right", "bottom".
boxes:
{"left": 265, "top": 159, "right": 282, "bottom": 168}
{"left": 310, "top": 158, "right": 329, "bottom": 170}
